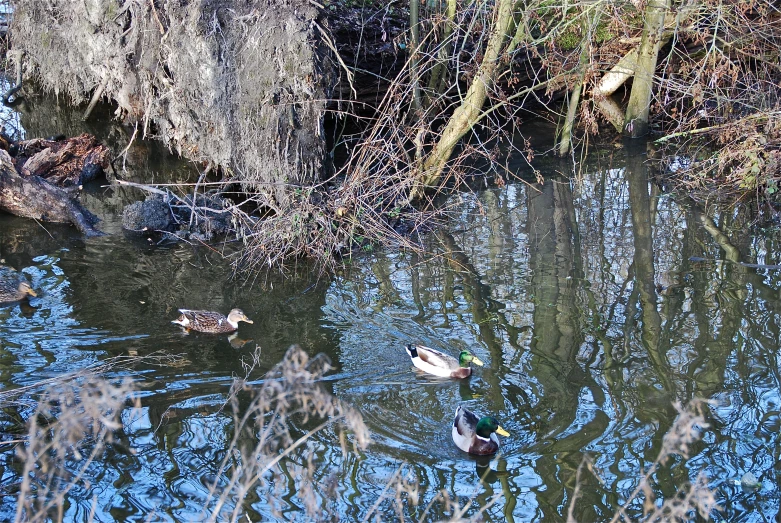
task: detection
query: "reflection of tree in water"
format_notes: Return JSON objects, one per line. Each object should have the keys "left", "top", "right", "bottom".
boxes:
{"left": 525, "top": 175, "right": 609, "bottom": 521}
{"left": 3, "top": 138, "right": 781, "bottom": 520}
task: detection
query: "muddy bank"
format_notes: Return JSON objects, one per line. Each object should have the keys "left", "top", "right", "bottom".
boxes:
{"left": 10, "top": 0, "right": 332, "bottom": 209}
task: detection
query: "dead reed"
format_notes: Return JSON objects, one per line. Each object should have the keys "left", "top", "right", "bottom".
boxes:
{"left": 202, "top": 344, "right": 370, "bottom": 522}
{"left": 13, "top": 376, "right": 138, "bottom": 522}
{"left": 567, "top": 399, "right": 719, "bottom": 523}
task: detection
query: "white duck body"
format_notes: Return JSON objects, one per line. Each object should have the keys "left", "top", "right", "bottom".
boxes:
{"left": 404, "top": 344, "right": 483, "bottom": 378}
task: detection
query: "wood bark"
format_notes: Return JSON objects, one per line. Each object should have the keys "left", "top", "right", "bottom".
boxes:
{"left": 624, "top": 0, "right": 671, "bottom": 137}
{"left": 0, "top": 150, "right": 103, "bottom": 236}
{"left": 416, "top": 0, "right": 517, "bottom": 194}
{"left": 426, "top": 0, "right": 458, "bottom": 97}
{"left": 14, "top": 134, "right": 111, "bottom": 187}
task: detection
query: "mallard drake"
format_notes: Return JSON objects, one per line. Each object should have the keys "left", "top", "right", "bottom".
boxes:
{"left": 0, "top": 268, "right": 37, "bottom": 304}
{"left": 405, "top": 344, "right": 484, "bottom": 378}
{"left": 452, "top": 405, "right": 510, "bottom": 455}
{"left": 171, "top": 308, "right": 253, "bottom": 333}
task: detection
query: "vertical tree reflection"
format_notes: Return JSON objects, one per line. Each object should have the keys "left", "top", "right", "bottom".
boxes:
{"left": 526, "top": 176, "right": 607, "bottom": 521}
{"left": 625, "top": 144, "right": 671, "bottom": 394}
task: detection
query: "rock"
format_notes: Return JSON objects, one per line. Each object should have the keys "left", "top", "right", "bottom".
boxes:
{"left": 121, "top": 192, "right": 238, "bottom": 241}
{"left": 122, "top": 197, "right": 175, "bottom": 232}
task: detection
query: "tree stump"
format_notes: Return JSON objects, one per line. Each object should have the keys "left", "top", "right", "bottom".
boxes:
{"left": 13, "top": 133, "right": 111, "bottom": 187}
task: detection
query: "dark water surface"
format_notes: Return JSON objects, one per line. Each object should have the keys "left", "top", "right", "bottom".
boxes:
{"left": 1, "top": 100, "right": 780, "bottom": 521}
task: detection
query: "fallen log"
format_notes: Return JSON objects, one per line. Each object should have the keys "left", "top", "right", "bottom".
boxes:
{"left": 13, "top": 133, "right": 111, "bottom": 187}
{"left": 0, "top": 149, "right": 103, "bottom": 236}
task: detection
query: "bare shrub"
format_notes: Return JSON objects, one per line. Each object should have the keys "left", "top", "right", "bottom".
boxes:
{"left": 202, "top": 344, "right": 370, "bottom": 522}
{"left": 234, "top": 0, "right": 539, "bottom": 275}
{"left": 567, "top": 400, "right": 720, "bottom": 523}
{"left": 13, "top": 376, "right": 138, "bottom": 523}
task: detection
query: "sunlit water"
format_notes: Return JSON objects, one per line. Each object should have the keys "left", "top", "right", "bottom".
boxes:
{"left": 1, "top": 97, "right": 780, "bottom": 522}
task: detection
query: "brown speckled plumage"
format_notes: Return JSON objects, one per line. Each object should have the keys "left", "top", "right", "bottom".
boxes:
{"left": 0, "top": 268, "right": 37, "bottom": 304}
{"left": 171, "top": 308, "right": 253, "bottom": 333}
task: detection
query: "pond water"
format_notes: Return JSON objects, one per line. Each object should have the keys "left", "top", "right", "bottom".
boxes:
{"left": 1, "top": 96, "right": 780, "bottom": 522}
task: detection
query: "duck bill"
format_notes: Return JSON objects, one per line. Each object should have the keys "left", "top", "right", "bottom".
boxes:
{"left": 496, "top": 426, "right": 510, "bottom": 437}
{"left": 27, "top": 289, "right": 38, "bottom": 297}
{"left": 244, "top": 319, "right": 254, "bottom": 324}
{"left": 471, "top": 356, "right": 485, "bottom": 366}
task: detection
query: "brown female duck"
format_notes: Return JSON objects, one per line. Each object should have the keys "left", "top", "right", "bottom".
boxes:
{"left": 171, "top": 308, "right": 253, "bottom": 333}
{"left": 0, "top": 268, "right": 37, "bottom": 304}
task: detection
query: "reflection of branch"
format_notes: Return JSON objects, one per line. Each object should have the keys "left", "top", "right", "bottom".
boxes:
{"left": 694, "top": 209, "right": 741, "bottom": 263}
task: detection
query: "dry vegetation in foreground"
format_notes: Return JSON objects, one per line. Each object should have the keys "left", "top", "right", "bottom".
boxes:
{"left": 567, "top": 400, "right": 719, "bottom": 523}
{"left": 3, "top": 347, "right": 718, "bottom": 522}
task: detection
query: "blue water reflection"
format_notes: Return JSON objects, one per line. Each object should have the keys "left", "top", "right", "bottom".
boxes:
{"left": 1, "top": 141, "right": 780, "bottom": 521}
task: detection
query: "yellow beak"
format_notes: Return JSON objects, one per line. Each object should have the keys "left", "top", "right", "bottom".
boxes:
{"left": 472, "top": 356, "right": 485, "bottom": 366}
{"left": 27, "top": 288, "right": 37, "bottom": 297}
{"left": 496, "top": 426, "right": 510, "bottom": 437}
{"left": 245, "top": 319, "right": 254, "bottom": 324}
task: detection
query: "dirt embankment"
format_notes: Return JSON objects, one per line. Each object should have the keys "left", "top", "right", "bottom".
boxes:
{"left": 10, "top": 0, "right": 332, "bottom": 209}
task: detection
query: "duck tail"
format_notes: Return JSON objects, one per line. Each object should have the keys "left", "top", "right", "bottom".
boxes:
{"left": 405, "top": 344, "right": 418, "bottom": 358}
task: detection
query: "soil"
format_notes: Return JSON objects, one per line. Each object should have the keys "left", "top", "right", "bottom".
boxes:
{"left": 10, "top": 0, "right": 334, "bottom": 208}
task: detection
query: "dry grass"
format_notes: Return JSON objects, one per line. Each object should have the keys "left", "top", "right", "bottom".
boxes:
{"left": 4, "top": 348, "right": 723, "bottom": 522}
{"left": 567, "top": 400, "right": 720, "bottom": 523}
{"left": 202, "top": 344, "right": 370, "bottom": 522}
{"left": 2, "top": 354, "right": 181, "bottom": 521}
{"left": 13, "top": 376, "right": 138, "bottom": 522}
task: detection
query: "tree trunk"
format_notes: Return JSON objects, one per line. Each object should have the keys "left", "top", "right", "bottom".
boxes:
{"left": 624, "top": 0, "right": 671, "bottom": 137}
{"left": 427, "top": 0, "right": 458, "bottom": 96}
{"left": 558, "top": 79, "right": 584, "bottom": 157}
{"left": 414, "top": 0, "right": 516, "bottom": 195}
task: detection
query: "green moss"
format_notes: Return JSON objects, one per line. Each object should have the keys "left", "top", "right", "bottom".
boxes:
{"left": 594, "top": 22, "right": 616, "bottom": 44}
{"left": 557, "top": 28, "right": 581, "bottom": 50}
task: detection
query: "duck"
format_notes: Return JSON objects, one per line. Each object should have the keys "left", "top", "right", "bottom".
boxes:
{"left": 171, "top": 308, "right": 253, "bottom": 333}
{"left": 452, "top": 405, "right": 510, "bottom": 455}
{"left": 0, "top": 268, "right": 37, "bottom": 304}
{"left": 404, "top": 344, "right": 484, "bottom": 378}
